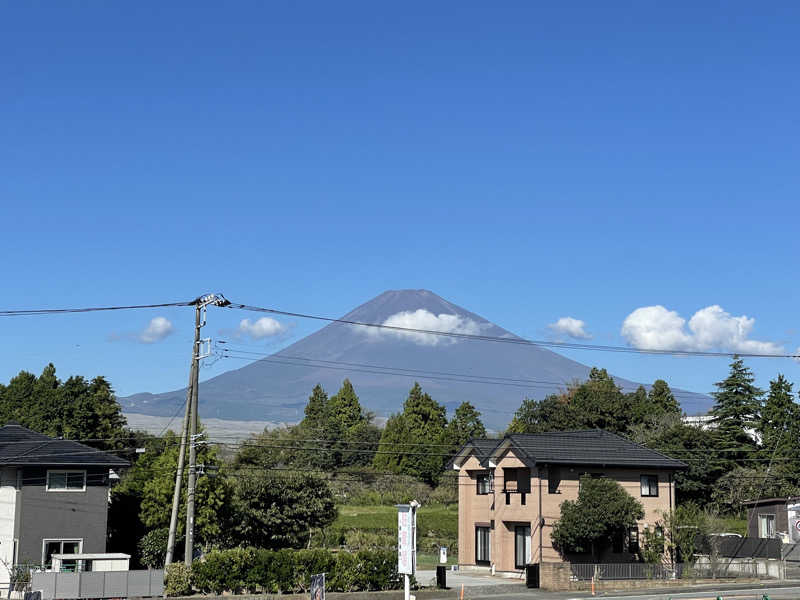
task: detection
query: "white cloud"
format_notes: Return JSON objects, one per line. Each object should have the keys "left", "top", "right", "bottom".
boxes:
{"left": 367, "top": 309, "right": 484, "bottom": 346}
{"left": 238, "top": 317, "right": 286, "bottom": 340}
{"left": 138, "top": 317, "right": 174, "bottom": 344}
{"left": 548, "top": 317, "right": 592, "bottom": 340}
{"left": 621, "top": 304, "right": 783, "bottom": 354}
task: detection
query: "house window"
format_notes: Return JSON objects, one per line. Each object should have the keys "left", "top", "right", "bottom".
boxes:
{"left": 475, "top": 526, "right": 490, "bottom": 564}
{"left": 759, "top": 514, "right": 776, "bottom": 538}
{"left": 503, "top": 468, "right": 518, "bottom": 492}
{"left": 42, "top": 539, "right": 81, "bottom": 570}
{"left": 46, "top": 470, "right": 86, "bottom": 492}
{"left": 476, "top": 473, "right": 491, "bottom": 495}
{"left": 548, "top": 467, "right": 561, "bottom": 494}
{"left": 640, "top": 475, "right": 659, "bottom": 497}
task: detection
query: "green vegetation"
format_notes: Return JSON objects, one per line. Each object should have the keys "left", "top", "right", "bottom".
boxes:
{"left": 166, "top": 548, "right": 402, "bottom": 596}
{"left": 551, "top": 475, "right": 644, "bottom": 560}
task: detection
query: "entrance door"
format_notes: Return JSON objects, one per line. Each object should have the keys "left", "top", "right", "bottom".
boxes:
{"left": 515, "top": 525, "right": 531, "bottom": 568}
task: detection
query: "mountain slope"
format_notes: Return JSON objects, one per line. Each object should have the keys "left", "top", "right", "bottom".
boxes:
{"left": 120, "top": 289, "right": 709, "bottom": 429}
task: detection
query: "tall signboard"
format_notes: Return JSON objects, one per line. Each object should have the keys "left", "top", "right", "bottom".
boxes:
{"left": 397, "top": 501, "right": 419, "bottom": 600}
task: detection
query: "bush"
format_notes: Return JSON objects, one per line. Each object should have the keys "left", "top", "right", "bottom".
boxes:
{"left": 172, "top": 547, "right": 401, "bottom": 595}
{"left": 164, "top": 563, "right": 192, "bottom": 597}
{"left": 192, "top": 547, "right": 254, "bottom": 594}
{"left": 293, "top": 549, "right": 336, "bottom": 592}
{"left": 138, "top": 528, "right": 169, "bottom": 569}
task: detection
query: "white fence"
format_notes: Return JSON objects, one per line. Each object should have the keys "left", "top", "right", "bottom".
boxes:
{"left": 30, "top": 570, "right": 163, "bottom": 599}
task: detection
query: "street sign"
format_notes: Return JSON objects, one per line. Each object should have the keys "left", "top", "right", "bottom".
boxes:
{"left": 310, "top": 573, "right": 325, "bottom": 600}
{"left": 439, "top": 546, "right": 447, "bottom": 564}
{"left": 397, "top": 504, "right": 416, "bottom": 575}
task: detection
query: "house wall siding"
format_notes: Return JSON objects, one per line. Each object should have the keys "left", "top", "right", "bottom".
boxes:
{"left": 18, "top": 466, "right": 110, "bottom": 565}
{"left": 457, "top": 449, "right": 676, "bottom": 572}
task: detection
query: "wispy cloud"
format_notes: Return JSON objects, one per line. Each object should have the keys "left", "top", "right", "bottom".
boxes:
{"left": 366, "top": 309, "right": 484, "bottom": 346}
{"left": 238, "top": 317, "right": 286, "bottom": 340}
{"left": 548, "top": 317, "right": 592, "bottom": 340}
{"left": 621, "top": 305, "right": 783, "bottom": 354}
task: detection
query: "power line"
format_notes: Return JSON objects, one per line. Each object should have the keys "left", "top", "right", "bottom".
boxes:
{"left": 0, "top": 300, "right": 193, "bottom": 316}
{"left": 218, "top": 344, "right": 715, "bottom": 403}
{"left": 224, "top": 301, "right": 800, "bottom": 359}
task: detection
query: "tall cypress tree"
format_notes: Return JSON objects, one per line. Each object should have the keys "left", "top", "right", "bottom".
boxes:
{"left": 710, "top": 357, "right": 763, "bottom": 465}
{"left": 374, "top": 382, "right": 448, "bottom": 485}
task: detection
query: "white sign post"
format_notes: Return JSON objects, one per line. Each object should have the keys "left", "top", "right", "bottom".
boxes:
{"left": 397, "top": 501, "right": 419, "bottom": 600}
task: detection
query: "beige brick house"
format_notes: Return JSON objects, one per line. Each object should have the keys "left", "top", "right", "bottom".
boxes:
{"left": 449, "top": 430, "right": 686, "bottom": 573}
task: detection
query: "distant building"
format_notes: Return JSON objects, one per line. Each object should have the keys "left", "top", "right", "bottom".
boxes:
{"left": 0, "top": 421, "right": 129, "bottom": 583}
{"left": 682, "top": 414, "right": 760, "bottom": 443}
{"left": 449, "top": 430, "right": 687, "bottom": 573}
{"left": 743, "top": 496, "right": 800, "bottom": 543}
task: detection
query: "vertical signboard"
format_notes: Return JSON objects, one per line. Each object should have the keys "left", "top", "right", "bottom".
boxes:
{"left": 397, "top": 504, "right": 415, "bottom": 575}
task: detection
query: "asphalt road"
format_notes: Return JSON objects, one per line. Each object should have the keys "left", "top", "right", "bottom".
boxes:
{"left": 478, "top": 585, "right": 800, "bottom": 600}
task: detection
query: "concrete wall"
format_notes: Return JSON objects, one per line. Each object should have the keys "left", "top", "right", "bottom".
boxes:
{"left": 18, "top": 466, "right": 110, "bottom": 566}
{"left": 456, "top": 448, "right": 676, "bottom": 572}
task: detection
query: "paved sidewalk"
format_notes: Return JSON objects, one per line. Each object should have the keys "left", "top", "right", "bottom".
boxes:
{"left": 416, "top": 569, "right": 525, "bottom": 588}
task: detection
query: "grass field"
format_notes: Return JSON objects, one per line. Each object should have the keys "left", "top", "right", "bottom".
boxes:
{"left": 334, "top": 504, "right": 457, "bottom": 539}
{"left": 332, "top": 504, "right": 459, "bottom": 563}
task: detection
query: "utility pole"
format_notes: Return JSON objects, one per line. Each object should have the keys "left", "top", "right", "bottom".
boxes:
{"left": 185, "top": 293, "right": 229, "bottom": 565}
{"left": 164, "top": 293, "right": 229, "bottom": 567}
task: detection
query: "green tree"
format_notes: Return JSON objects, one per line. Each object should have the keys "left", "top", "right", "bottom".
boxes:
{"left": 710, "top": 357, "right": 763, "bottom": 464}
{"left": 630, "top": 415, "right": 726, "bottom": 506}
{"left": 758, "top": 375, "right": 800, "bottom": 472}
{"left": 445, "top": 402, "right": 486, "bottom": 450}
{"left": 712, "top": 465, "right": 800, "bottom": 516}
{"left": 373, "top": 383, "right": 448, "bottom": 485}
{"left": 648, "top": 380, "right": 681, "bottom": 415}
{"left": 570, "top": 368, "right": 632, "bottom": 433}
{"left": 228, "top": 470, "right": 337, "bottom": 549}
{"left": 300, "top": 384, "right": 328, "bottom": 432}
{"left": 0, "top": 365, "right": 129, "bottom": 450}
{"left": 506, "top": 394, "right": 577, "bottom": 434}
{"left": 551, "top": 475, "right": 644, "bottom": 560}
{"left": 139, "top": 430, "right": 229, "bottom": 547}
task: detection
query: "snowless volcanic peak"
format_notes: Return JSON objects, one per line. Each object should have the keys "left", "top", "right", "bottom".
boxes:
{"left": 120, "top": 289, "right": 710, "bottom": 429}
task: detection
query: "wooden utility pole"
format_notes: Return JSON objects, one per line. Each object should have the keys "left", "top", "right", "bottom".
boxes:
{"left": 164, "top": 293, "right": 228, "bottom": 567}
{"left": 164, "top": 301, "right": 202, "bottom": 566}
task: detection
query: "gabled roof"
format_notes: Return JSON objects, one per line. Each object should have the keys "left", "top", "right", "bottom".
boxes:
{"left": 0, "top": 422, "right": 129, "bottom": 467}
{"left": 451, "top": 430, "right": 687, "bottom": 470}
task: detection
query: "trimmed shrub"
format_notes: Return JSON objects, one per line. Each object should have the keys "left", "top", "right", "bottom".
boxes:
{"left": 180, "top": 547, "right": 400, "bottom": 595}
{"left": 164, "top": 563, "right": 192, "bottom": 597}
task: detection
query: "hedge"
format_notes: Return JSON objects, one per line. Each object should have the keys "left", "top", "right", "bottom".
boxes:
{"left": 168, "top": 548, "right": 402, "bottom": 596}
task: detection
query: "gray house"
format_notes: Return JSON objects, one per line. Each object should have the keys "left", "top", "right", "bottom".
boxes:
{"left": 0, "top": 422, "right": 128, "bottom": 573}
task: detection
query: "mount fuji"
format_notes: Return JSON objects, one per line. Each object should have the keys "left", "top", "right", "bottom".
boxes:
{"left": 119, "top": 289, "right": 709, "bottom": 430}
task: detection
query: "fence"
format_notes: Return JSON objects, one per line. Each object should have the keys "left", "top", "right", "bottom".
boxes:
{"left": 30, "top": 570, "right": 163, "bottom": 599}
{"left": 569, "top": 560, "right": 761, "bottom": 581}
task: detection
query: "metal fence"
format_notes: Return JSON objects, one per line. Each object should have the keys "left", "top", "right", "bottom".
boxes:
{"left": 30, "top": 570, "right": 163, "bottom": 599}
{"left": 570, "top": 561, "right": 761, "bottom": 581}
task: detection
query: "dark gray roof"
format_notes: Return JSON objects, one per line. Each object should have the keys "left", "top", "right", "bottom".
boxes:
{"left": 455, "top": 430, "right": 686, "bottom": 470}
{"left": 0, "top": 422, "right": 129, "bottom": 467}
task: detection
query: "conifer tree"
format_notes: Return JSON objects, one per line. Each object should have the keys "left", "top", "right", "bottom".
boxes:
{"left": 648, "top": 379, "right": 681, "bottom": 415}
{"left": 374, "top": 382, "right": 448, "bottom": 485}
{"left": 710, "top": 357, "right": 763, "bottom": 464}
{"left": 445, "top": 401, "right": 486, "bottom": 451}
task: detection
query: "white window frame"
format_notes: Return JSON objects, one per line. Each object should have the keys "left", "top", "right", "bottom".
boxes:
{"left": 41, "top": 538, "right": 83, "bottom": 568}
{"left": 46, "top": 470, "right": 87, "bottom": 492}
{"left": 759, "top": 514, "right": 776, "bottom": 538}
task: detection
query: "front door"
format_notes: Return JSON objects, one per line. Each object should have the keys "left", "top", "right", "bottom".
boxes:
{"left": 515, "top": 525, "right": 531, "bottom": 568}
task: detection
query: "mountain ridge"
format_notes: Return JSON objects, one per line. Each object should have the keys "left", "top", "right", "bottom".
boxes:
{"left": 119, "top": 289, "right": 710, "bottom": 429}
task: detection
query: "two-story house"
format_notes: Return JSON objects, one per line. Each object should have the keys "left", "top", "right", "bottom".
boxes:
{"left": 449, "top": 430, "right": 687, "bottom": 573}
{"left": 0, "top": 421, "right": 129, "bottom": 576}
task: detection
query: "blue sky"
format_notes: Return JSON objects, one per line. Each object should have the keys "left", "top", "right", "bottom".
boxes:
{"left": 2, "top": 1, "right": 799, "bottom": 410}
